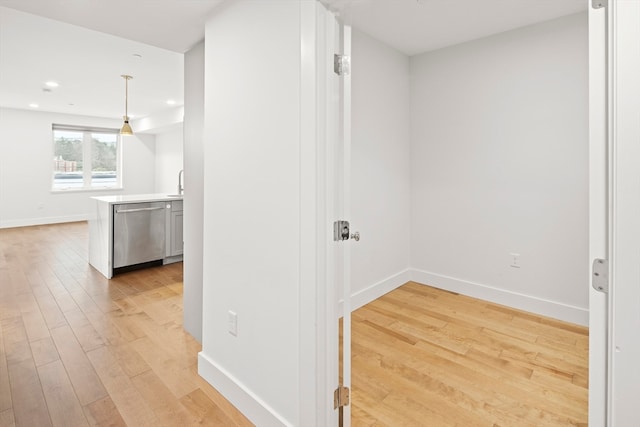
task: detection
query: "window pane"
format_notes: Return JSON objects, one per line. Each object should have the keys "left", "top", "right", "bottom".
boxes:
{"left": 53, "top": 130, "right": 83, "bottom": 189}
{"left": 91, "top": 133, "right": 118, "bottom": 187}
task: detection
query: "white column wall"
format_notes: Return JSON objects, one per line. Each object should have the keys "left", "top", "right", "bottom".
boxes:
{"left": 198, "top": 2, "right": 305, "bottom": 424}
{"left": 183, "top": 41, "right": 205, "bottom": 342}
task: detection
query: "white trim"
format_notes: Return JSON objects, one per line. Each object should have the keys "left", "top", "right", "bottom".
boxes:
{"left": 0, "top": 214, "right": 88, "bottom": 229}
{"left": 411, "top": 269, "right": 588, "bottom": 326}
{"left": 608, "top": 0, "right": 640, "bottom": 423}
{"left": 588, "top": 2, "right": 608, "bottom": 424}
{"left": 198, "top": 352, "right": 292, "bottom": 427}
{"left": 338, "top": 269, "right": 411, "bottom": 314}
{"left": 299, "top": 1, "right": 327, "bottom": 425}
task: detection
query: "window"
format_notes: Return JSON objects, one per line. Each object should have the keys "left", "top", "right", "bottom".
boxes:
{"left": 52, "top": 124, "right": 121, "bottom": 191}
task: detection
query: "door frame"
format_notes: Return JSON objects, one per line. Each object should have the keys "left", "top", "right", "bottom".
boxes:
{"left": 603, "top": 0, "right": 640, "bottom": 424}
{"left": 300, "top": 2, "right": 343, "bottom": 426}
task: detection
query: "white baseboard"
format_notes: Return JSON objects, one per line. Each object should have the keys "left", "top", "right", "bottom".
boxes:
{"left": 410, "top": 268, "right": 588, "bottom": 326}
{"left": 198, "top": 352, "right": 293, "bottom": 427}
{"left": 339, "top": 269, "right": 411, "bottom": 314}
{"left": 0, "top": 214, "right": 88, "bottom": 229}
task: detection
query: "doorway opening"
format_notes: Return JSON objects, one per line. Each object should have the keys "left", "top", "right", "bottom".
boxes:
{"left": 329, "top": 3, "right": 593, "bottom": 425}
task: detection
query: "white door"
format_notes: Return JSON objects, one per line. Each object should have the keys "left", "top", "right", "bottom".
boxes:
{"left": 334, "top": 23, "right": 354, "bottom": 427}
{"left": 326, "top": 19, "right": 354, "bottom": 427}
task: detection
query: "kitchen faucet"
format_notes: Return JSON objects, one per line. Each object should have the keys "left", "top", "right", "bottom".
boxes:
{"left": 178, "top": 169, "right": 184, "bottom": 195}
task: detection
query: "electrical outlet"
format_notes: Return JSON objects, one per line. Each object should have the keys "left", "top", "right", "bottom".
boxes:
{"left": 510, "top": 253, "right": 521, "bottom": 268}
{"left": 228, "top": 310, "right": 237, "bottom": 336}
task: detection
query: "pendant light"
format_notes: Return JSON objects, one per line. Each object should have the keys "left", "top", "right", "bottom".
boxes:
{"left": 120, "top": 75, "right": 133, "bottom": 135}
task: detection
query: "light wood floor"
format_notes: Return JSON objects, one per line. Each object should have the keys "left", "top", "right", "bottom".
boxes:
{"left": 1, "top": 222, "right": 588, "bottom": 426}
{"left": 0, "top": 222, "right": 252, "bottom": 427}
{"left": 350, "top": 282, "right": 588, "bottom": 426}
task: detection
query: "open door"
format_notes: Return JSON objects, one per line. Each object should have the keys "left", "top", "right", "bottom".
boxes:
{"left": 326, "top": 20, "right": 354, "bottom": 427}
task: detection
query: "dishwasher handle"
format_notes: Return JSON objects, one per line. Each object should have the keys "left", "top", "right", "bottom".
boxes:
{"left": 116, "top": 206, "right": 165, "bottom": 214}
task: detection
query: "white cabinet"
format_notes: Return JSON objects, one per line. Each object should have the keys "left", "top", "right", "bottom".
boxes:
{"left": 165, "top": 200, "right": 184, "bottom": 261}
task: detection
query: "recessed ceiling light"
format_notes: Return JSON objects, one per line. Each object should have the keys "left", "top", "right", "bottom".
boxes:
{"left": 29, "top": 103, "right": 39, "bottom": 108}
{"left": 45, "top": 81, "right": 59, "bottom": 87}
{"left": 166, "top": 100, "right": 176, "bottom": 105}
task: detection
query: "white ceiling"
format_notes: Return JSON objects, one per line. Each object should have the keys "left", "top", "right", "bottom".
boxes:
{"left": 0, "top": 0, "right": 587, "bottom": 122}
{"left": 324, "top": 0, "right": 587, "bottom": 56}
{"left": 0, "top": 6, "right": 188, "bottom": 120}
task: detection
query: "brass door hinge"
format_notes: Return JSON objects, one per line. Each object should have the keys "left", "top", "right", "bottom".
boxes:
{"left": 334, "top": 386, "right": 350, "bottom": 409}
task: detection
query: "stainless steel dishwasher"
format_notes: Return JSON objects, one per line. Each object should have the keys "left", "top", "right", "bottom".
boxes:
{"left": 113, "top": 202, "right": 166, "bottom": 269}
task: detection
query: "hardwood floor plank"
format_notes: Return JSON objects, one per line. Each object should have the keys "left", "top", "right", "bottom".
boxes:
{"left": 128, "top": 312, "right": 197, "bottom": 367}
{"left": 86, "top": 346, "right": 160, "bottom": 427}
{"left": 50, "top": 290, "right": 80, "bottom": 314}
{"left": 0, "top": 321, "right": 12, "bottom": 412}
{"left": 49, "top": 326, "right": 108, "bottom": 406}
{"left": 63, "top": 308, "right": 106, "bottom": 352}
{"left": 7, "top": 269, "right": 30, "bottom": 298}
{"left": 130, "top": 336, "right": 199, "bottom": 398}
{"left": 7, "top": 358, "right": 52, "bottom": 427}
{"left": 37, "top": 360, "right": 90, "bottom": 427}
{"left": 0, "top": 409, "right": 15, "bottom": 427}
{"left": 29, "top": 337, "right": 60, "bottom": 367}
{"left": 34, "top": 292, "right": 68, "bottom": 330}
{"left": 0, "top": 317, "right": 30, "bottom": 366}
{"left": 16, "top": 293, "right": 50, "bottom": 343}
{"left": 82, "top": 396, "right": 126, "bottom": 427}
{"left": 108, "top": 342, "right": 151, "bottom": 377}
{"left": 179, "top": 388, "right": 236, "bottom": 426}
{"left": 106, "top": 310, "right": 147, "bottom": 343}
{"left": 131, "top": 370, "right": 199, "bottom": 426}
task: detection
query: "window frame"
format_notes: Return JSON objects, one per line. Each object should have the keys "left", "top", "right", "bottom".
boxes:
{"left": 51, "top": 124, "right": 123, "bottom": 192}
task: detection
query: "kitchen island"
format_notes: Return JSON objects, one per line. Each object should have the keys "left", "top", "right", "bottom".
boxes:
{"left": 88, "top": 194, "right": 183, "bottom": 279}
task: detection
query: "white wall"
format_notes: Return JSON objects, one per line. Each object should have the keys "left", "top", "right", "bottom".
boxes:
{"left": 154, "top": 126, "right": 183, "bottom": 194}
{"left": 183, "top": 41, "right": 204, "bottom": 342}
{"left": 0, "top": 108, "right": 156, "bottom": 228}
{"left": 199, "top": 2, "right": 304, "bottom": 425}
{"left": 409, "top": 13, "right": 589, "bottom": 325}
{"left": 350, "top": 29, "right": 412, "bottom": 308}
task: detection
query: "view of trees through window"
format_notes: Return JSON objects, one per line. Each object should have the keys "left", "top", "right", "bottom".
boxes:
{"left": 53, "top": 127, "right": 119, "bottom": 190}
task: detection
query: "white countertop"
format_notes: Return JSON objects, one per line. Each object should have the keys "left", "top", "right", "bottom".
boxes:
{"left": 91, "top": 193, "right": 183, "bottom": 204}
